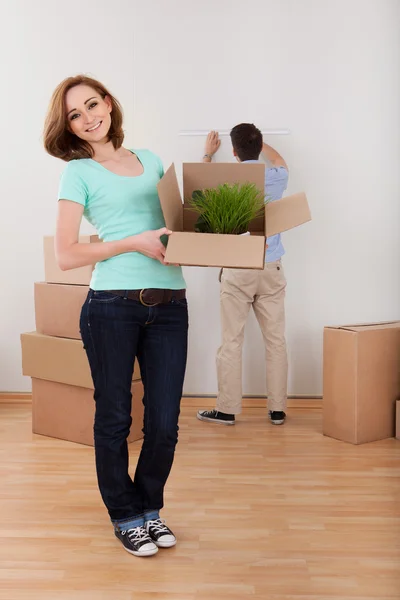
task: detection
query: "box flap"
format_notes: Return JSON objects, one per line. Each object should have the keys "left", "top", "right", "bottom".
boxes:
{"left": 182, "top": 162, "right": 265, "bottom": 201}
{"left": 265, "top": 192, "right": 311, "bottom": 237}
{"left": 325, "top": 321, "right": 400, "bottom": 332}
{"left": 165, "top": 231, "right": 265, "bottom": 269}
{"left": 157, "top": 164, "right": 183, "bottom": 231}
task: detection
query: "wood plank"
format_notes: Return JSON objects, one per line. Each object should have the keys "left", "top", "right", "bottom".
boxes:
{"left": 0, "top": 392, "right": 322, "bottom": 410}
{"left": 0, "top": 403, "right": 399, "bottom": 599}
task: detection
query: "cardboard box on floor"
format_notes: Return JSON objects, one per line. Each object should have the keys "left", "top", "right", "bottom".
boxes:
{"left": 32, "top": 378, "right": 144, "bottom": 446}
{"left": 44, "top": 235, "right": 100, "bottom": 285}
{"left": 21, "top": 332, "right": 141, "bottom": 387}
{"left": 323, "top": 322, "right": 400, "bottom": 445}
{"left": 157, "top": 163, "right": 311, "bottom": 269}
{"left": 35, "top": 282, "right": 88, "bottom": 340}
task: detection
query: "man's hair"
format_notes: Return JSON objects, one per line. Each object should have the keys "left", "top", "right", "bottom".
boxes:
{"left": 230, "top": 123, "right": 263, "bottom": 161}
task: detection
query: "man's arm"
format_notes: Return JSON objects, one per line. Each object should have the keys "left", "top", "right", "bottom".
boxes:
{"left": 261, "top": 142, "right": 288, "bottom": 171}
{"left": 202, "top": 131, "right": 221, "bottom": 162}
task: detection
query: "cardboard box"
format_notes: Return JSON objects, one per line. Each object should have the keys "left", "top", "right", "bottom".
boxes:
{"left": 157, "top": 163, "right": 311, "bottom": 268}
{"left": 35, "top": 282, "right": 89, "bottom": 340}
{"left": 21, "top": 332, "right": 141, "bottom": 388}
{"left": 32, "top": 378, "right": 144, "bottom": 446}
{"left": 323, "top": 322, "right": 400, "bottom": 444}
{"left": 44, "top": 235, "right": 100, "bottom": 285}
{"left": 396, "top": 400, "right": 400, "bottom": 440}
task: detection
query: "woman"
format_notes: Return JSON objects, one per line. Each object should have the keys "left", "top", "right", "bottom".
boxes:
{"left": 43, "top": 75, "right": 188, "bottom": 558}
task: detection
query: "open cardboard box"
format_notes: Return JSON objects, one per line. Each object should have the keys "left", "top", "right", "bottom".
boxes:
{"left": 158, "top": 163, "right": 311, "bottom": 269}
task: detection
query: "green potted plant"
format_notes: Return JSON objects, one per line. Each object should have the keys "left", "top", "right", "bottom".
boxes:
{"left": 189, "top": 182, "right": 266, "bottom": 235}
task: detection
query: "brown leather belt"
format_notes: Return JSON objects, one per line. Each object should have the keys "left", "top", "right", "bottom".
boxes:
{"left": 108, "top": 288, "right": 186, "bottom": 307}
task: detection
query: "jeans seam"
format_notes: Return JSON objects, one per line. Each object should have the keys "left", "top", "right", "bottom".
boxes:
{"left": 91, "top": 292, "right": 121, "bottom": 303}
{"left": 87, "top": 298, "right": 98, "bottom": 365}
{"left": 173, "top": 298, "right": 188, "bottom": 307}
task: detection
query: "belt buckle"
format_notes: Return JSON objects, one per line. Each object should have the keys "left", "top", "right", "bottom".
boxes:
{"left": 139, "top": 289, "right": 160, "bottom": 307}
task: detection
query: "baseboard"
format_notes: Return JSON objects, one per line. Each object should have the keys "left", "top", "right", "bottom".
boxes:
{"left": 182, "top": 396, "right": 322, "bottom": 409}
{"left": 0, "top": 392, "right": 32, "bottom": 404}
{"left": 0, "top": 392, "right": 322, "bottom": 410}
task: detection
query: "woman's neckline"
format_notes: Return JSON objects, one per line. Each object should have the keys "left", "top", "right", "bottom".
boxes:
{"left": 89, "top": 149, "right": 145, "bottom": 179}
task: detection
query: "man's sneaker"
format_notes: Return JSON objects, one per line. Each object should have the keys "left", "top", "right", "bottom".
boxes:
{"left": 145, "top": 519, "right": 176, "bottom": 548}
{"left": 114, "top": 526, "right": 158, "bottom": 557}
{"left": 269, "top": 410, "right": 286, "bottom": 425}
{"left": 197, "top": 409, "right": 235, "bottom": 425}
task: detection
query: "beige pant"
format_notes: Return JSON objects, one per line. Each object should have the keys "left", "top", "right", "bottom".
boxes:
{"left": 216, "top": 261, "right": 288, "bottom": 415}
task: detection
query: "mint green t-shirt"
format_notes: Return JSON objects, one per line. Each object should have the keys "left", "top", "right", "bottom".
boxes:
{"left": 58, "top": 149, "right": 186, "bottom": 291}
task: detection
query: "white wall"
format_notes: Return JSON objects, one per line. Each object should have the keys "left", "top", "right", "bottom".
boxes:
{"left": 1, "top": 0, "right": 400, "bottom": 394}
{"left": 0, "top": 0, "right": 135, "bottom": 391}
{"left": 132, "top": 0, "right": 400, "bottom": 396}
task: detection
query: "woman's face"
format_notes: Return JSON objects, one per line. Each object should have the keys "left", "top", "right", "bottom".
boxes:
{"left": 65, "top": 84, "right": 112, "bottom": 143}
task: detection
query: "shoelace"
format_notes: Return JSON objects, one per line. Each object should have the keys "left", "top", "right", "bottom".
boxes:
{"left": 204, "top": 409, "right": 218, "bottom": 417}
{"left": 122, "top": 526, "right": 151, "bottom": 544}
{"left": 146, "top": 519, "right": 171, "bottom": 535}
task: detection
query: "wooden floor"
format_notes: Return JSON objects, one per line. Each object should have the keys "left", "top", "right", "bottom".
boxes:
{"left": 0, "top": 401, "right": 399, "bottom": 600}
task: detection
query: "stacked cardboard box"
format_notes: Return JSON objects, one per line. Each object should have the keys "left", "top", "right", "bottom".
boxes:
{"left": 21, "top": 236, "right": 143, "bottom": 446}
{"left": 323, "top": 322, "right": 400, "bottom": 444}
{"left": 20, "top": 165, "right": 311, "bottom": 444}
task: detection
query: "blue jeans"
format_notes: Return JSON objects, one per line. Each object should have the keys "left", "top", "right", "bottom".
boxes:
{"left": 80, "top": 290, "right": 188, "bottom": 527}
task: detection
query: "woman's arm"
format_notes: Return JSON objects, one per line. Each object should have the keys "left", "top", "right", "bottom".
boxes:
{"left": 56, "top": 200, "right": 171, "bottom": 270}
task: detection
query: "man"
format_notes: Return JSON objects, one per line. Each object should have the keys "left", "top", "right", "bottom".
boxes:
{"left": 197, "top": 125, "right": 289, "bottom": 426}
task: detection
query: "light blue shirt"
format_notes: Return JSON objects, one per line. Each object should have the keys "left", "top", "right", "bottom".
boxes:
{"left": 243, "top": 160, "right": 289, "bottom": 262}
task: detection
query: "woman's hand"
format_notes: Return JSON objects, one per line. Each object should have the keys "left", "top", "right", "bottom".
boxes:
{"left": 129, "top": 228, "right": 172, "bottom": 264}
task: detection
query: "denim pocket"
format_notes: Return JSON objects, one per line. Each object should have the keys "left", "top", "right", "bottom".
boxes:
{"left": 91, "top": 291, "right": 122, "bottom": 303}
{"left": 170, "top": 297, "right": 188, "bottom": 307}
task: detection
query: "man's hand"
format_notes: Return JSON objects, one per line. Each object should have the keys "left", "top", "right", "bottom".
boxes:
{"left": 203, "top": 131, "right": 221, "bottom": 162}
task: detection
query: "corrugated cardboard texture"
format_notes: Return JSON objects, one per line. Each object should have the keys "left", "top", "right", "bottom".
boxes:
{"left": 166, "top": 232, "right": 266, "bottom": 269}
{"left": 396, "top": 401, "right": 400, "bottom": 440}
{"left": 44, "top": 235, "right": 100, "bottom": 285}
{"left": 323, "top": 328, "right": 357, "bottom": 443}
{"left": 35, "top": 282, "right": 88, "bottom": 340}
{"left": 157, "top": 164, "right": 183, "bottom": 231}
{"left": 21, "top": 332, "right": 141, "bottom": 388}
{"left": 329, "top": 321, "right": 400, "bottom": 332}
{"left": 32, "top": 378, "right": 144, "bottom": 446}
{"left": 182, "top": 162, "right": 266, "bottom": 201}
{"left": 323, "top": 322, "right": 400, "bottom": 444}
{"left": 265, "top": 192, "right": 311, "bottom": 237}
{"left": 158, "top": 162, "right": 311, "bottom": 269}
